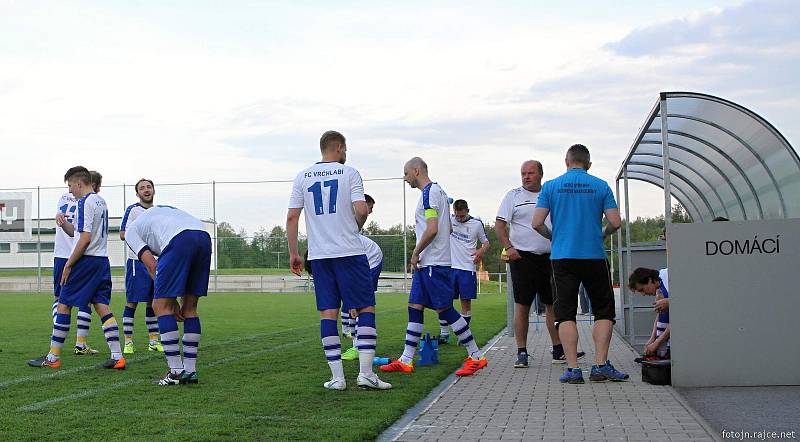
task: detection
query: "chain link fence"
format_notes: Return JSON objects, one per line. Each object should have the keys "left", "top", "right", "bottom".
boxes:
{"left": 1, "top": 178, "right": 520, "bottom": 296}
{"left": 0, "top": 178, "right": 423, "bottom": 294}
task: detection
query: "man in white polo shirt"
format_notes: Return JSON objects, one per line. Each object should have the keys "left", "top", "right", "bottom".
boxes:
{"left": 497, "top": 160, "right": 583, "bottom": 368}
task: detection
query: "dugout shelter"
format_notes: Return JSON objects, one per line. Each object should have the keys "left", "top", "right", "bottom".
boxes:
{"left": 615, "top": 92, "right": 800, "bottom": 387}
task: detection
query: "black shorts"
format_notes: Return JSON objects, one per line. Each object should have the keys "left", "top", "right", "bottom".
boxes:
{"left": 509, "top": 251, "right": 553, "bottom": 306}
{"left": 551, "top": 259, "right": 615, "bottom": 325}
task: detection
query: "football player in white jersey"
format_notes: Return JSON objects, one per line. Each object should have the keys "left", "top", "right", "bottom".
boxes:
{"left": 124, "top": 205, "right": 211, "bottom": 386}
{"left": 287, "top": 130, "right": 391, "bottom": 391}
{"left": 438, "top": 199, "right": 489, "bottom": 343}
{"left": 340, "top": 194, "right": 383, "bottom": 361}
{"left": 53, "top": 166, "right": 99, "bottom": 355}
{"left": 119, "top": 179, "right": 162, "bottom": 354}
{"left": 380, "top": 157, "right": 487, "bottom": 377}
{"left": 28, "top": 168, "right": 125, "bottom": 369}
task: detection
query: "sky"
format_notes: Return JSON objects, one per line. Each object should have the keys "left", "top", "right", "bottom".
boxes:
{"left": 1, "top": 0, "right": 798, "bottom": 235}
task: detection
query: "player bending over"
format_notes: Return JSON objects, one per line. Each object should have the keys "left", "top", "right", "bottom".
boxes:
{"left": 124, "top": 205, "right": 211, "bottom": 386}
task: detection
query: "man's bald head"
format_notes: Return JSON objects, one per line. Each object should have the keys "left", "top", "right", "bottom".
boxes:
{"left": 406, "top": 157, "right": 428, "bottom": 172}
{"left": 404, "top": 157, "right": 429, "bottom": 189}
{"left": 520, "top": 160, "right": 544, "bottom": 192}
{"left": 521, "top": 160, "right": 543, "bottom": 175}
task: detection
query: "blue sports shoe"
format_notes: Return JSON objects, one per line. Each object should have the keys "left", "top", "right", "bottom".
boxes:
{"left": 590, "top": 360, "right": 629, "bottom": 382}
{"left": 559, "top": 367, "right": 584, "bottom": 384}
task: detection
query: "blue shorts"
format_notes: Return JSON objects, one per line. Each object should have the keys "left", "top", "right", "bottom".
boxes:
{"left": 311, "top": 255, "right": 374, "bottom": 311}
{"left": 125, "top": 259, "right": 154, "bottom": 303}
{"left": 59, "top": 255, "right": 112, "bottom": 307}
{"left": 409, "top": 265, "right": 454, "bottom": 309}
{"left": 154, "top": 230, "right": 212, "bottom": 299}
{"left": 452, "top": 268, "right": 478, "bottom": 300}
{"left": 53, "top": 257, "right": 67, "bottom": 297}
{"left": 341, "top": 262, "right": 382, "bottom": 312}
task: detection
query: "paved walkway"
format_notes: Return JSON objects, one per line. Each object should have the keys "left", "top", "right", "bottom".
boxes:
{"left": 382, "top": 318, "right": 719, "bottom": 442}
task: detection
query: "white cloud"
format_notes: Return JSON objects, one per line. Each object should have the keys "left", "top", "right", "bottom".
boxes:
{"left": 1, "top": 0, "right": 796, "bottom": 233}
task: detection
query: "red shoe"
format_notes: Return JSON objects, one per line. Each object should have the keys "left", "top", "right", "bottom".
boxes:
{"left": 379, "top": 359, "right": 414, "bottom": 373}
{"left": 455, "top": 357, "right": 487, "bottom": 377}
{"left": 97, "top": 357, "right": 126, "bottom": 369}
{"left": 27, "top": 356, "right": 61, "bottom": 369}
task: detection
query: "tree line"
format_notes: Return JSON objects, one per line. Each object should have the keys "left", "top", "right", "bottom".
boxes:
{"left": 215, "top": 205, "right": 690, "bottom": 281}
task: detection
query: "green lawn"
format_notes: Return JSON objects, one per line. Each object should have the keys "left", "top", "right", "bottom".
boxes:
{"left": 214, "top": 268, "right": 294, "bottom": 276}
{"left": 0, "top": 267, "right": 385, "bottom": 277}
{"left": 0, "top": 291, "right": 506, "bottom": 441}
{"left": 0, "top": 268, "right": 123, "bottom": 277}
{"left": 0, "top": 268, "right": 292, "bottom": 277}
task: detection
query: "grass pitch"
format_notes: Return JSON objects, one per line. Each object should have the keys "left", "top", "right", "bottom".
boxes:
{"left": 0, "top": 291, "right": 506, "bottom": 441}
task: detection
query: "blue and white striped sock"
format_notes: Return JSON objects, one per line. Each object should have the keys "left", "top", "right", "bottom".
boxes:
{"left": 48, "top": 312, "right": 71, "bottom": 361}
{"left": 439, "top": 307, "right": 480, "bottom": 359}
{"left": 122, "top": 306, "right": 135, "bottom": 344}
{"left": 145, "top": 306, "right": 159, "bottom": 344}
{"left": 400, "top": 307, "right": 424, "bottom": 365}
{"left": 355, "top": 312, "right": 376, "bottom": 375}
{"left": 75, "top": 305, "right": 92, "bottom": 347}
{"left": 439, "top": 318, "right": 450, "bottom": 337}
{"left": 321, "top": 319, "right": 343, "bottom": 380}
{"left": 340, "top": 310, "right": 352, "bottom": 336}
{"left": 157, "top": 315, "right": 184, "bottom": 374}
{"left": 349, "top": 316, "right": 358, "bottom": 336}
{"left": 51, "top": 298, "right": 58, "bottom": 322}
{"left": 182, "top": 317, "right": 201, "bottom": 373}
{"left": 100, "top": 313, "right": 122, "bottom": 360}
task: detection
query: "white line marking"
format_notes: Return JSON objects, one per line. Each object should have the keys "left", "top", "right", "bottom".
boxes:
{"left": 1, "top": 325, "right": 316, "bottom": 389}
{"left": 114, "top": 410, "right": 370, "bottom": 423}
{"left": 204, "top": 338, "right": 316, "bottom": 369}
{"left": 17, "top": 379, "right": 142, "bottom": 412}
{"left": 16, "top": 337, "right": 315, "bottom": 411}
{"left": 11, "top": 305, "right": 409, "bottom": 411}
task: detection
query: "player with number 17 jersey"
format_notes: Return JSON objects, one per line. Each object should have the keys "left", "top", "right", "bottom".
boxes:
{"left": 287, "top": 131, "right": 391, "bottom": 392}
{"left": 289, "top": 162, "right": 367, "bottom": 261}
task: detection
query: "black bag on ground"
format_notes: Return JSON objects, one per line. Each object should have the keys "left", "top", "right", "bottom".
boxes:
{"left": 641, "top": 359, "right": 671, "bottom": 385}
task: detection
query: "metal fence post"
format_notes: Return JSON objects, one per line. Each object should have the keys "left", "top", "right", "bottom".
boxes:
{"left": 122, "top": 183, "right": 127, "bottom": 266}
{"left": 402, "top": 178, "right": 408, "bottom": 293}
{"left": 506, "top": 263, "right": 514, "bottom": 336}
{"left": 499, "top": 272, "right": 503, "bottom": 295}
{"left": 37, "top": 186, "right": 41, "bottom": 293}
{"left": 212, "top": 180, "right": 218, "bottom": 292}
{"left": 623, "top": 169, "right": 633, "bottom": 342}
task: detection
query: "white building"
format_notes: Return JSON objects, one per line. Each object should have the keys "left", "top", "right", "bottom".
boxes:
{"left": 0, "top": 217, "right": 216, "bottom": 269}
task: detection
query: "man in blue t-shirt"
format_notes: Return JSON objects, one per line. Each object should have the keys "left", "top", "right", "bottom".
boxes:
{"left": 532, "top": 144, "right": 627, "bottom": 384}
